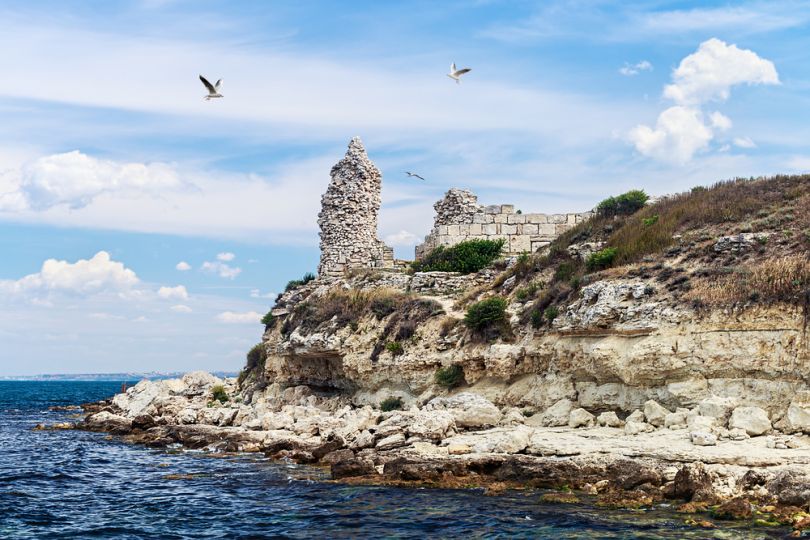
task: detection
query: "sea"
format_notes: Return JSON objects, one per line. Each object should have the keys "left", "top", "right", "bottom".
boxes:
{"left": 0, "top": 381, "right": 790, "bottom": 539}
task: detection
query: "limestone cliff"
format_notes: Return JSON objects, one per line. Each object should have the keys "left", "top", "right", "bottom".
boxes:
{"left": 255, "top": 175, "right": 810, "bottom": 432}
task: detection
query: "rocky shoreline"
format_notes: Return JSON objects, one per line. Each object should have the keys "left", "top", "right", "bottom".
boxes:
{"left": 55, "top": 371, "right": 810, "bottom": 534}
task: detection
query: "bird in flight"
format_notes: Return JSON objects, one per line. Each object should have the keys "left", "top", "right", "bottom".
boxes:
{"left": 405, "top": 171, "right": 425, "bottom": 181}
{"left": 447, "top": 63, "right": 471, "bottom": 84}
{"left": 199, "top": 75, "right": 223, "bottom": 100}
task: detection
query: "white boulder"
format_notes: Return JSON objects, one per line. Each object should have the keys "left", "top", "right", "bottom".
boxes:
{"left": 729, "top": 406, "right": 771, "bottom": 436}
{"left": 643, "top": 400, "right": 670, "bottom": 427}
{"left": 425, "top": 393, "right": 502, "bottom": 429}
{"left": 568, "top": 408, "right": 595, "bottom": 428}
{"left": 596, "top": 411, "right": 624, "bottom": 428}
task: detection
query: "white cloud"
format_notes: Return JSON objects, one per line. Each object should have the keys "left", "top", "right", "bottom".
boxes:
{"left": 175, "top": 261, "right": 191, "bottom": 271}
{"left": 157, "top": 285, "right": 188, "bottom": 300}
{"left": 629, "top": 39, "right": 777, "bottom": 164}
{"left": 619, "top": 60, "right": 652, "bottom": 76}
{"left": 733, "top": 137, "right": 757, "bottom": 149}
{"left": 709, "top": 111, "right": 732, "bottom": 131}
{"left": 216, "top": 310, "right": 261, "bottom": 324}
{"left": 0, "top": 251, "right": 139, "bottom": 298}
{"left": 628, "top": 106, "right": 713, "bottom": 164}
{"left": 663, "top": 38, "right": 779, "bottom": 106}
{"left": 0, "top": 151, "right": 187, "bottom": 212}
{"left": 201, "top": 261, "right": 242, "bottom": 279}
{"left": 250, "top": 289, "right": 277, "bottom": 299}
{"left": 216, "top": 252, "right": 235, "bottom": 261}
{"left": 170, "top": 304, "right": 192, "bottom": 313}
{"left": 640, "top": 6, "right": 806, "bottom": 35}
{"left": 384, "top": 229, "right": 420, "bottom": 246}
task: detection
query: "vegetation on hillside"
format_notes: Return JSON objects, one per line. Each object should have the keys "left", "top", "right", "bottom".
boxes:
{"left": 499, "top": 176, "right": 810, "bottom": 319}
{"left": 412, "top": 239, "right": 506, "bottom": 274}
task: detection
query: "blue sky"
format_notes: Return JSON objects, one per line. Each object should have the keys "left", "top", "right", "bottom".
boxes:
{"left": 1, "top": 0, "right": 809, "bottom": 375}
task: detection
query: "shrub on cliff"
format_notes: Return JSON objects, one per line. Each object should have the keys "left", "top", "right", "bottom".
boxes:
{"left": 412, "top": 239, "right": 506, "bottom": 274}
{"left": 237, "top": 343, "right": 267, "bottom": 388}
{"left": 380, "top": 396, "right": 403, "bottom": 412}
{"left": 434, "top": 365, "right": 464, "bottom": 389}
{"left": 385, "top": 341, "right": 404, "bottom": 356}
{"left": 586, "top": 247, "right": 618, "bottom": 271}
{"left": 211, "top": 385, "right": 228, "bottom": 404}
{"left": 285, "top": 272, "right": 316, "bottom": 292}
{"left": 261, "top": 311, "right": 275, "bottom": 327}
{"left": 464, "top": 296, "right": 508, "bottom": 340}
{"left": 596, "top": 190, "right": 648, "bottom": 217}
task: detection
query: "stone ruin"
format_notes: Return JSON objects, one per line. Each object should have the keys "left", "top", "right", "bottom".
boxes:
{"left": 317, "top": 139, "right": 594, "bottom": 277}
{"left": 317, "top": 137, "right": 394, "bottom": 277}
{"left": 415, "top": 188, "right": 594, "bottom": 258}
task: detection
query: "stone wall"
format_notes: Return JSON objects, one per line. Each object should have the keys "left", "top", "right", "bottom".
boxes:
{"left": 317, "top": 137, "right": 394, "bottom": 277}
{"left": 415, "top": 188, "right": 594, "bottom": 258}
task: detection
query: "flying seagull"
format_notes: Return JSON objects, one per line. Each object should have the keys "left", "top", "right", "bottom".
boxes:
{"left": 199, "top": 75, "right": 223, "bottom": 100}
{"left": 405, "top": 171, "right": 425, "bottom": 181}
{"left": 447, "top": 63, "right": 471, "bottom": 84}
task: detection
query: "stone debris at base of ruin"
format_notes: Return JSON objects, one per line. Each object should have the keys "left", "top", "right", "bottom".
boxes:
{"left": 317, "top": 137, "right": 394, "bottom": 277}
{"left": 415, "top": 188, "right": 594, "bottom": 259}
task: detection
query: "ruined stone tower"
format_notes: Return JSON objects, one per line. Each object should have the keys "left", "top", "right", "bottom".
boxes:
{"left": 317, "top": 137, "right": 393, "bottom": 277}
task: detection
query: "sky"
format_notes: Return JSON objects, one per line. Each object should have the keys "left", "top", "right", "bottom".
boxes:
{"left": 1, "top": 0, "right": 809, "bottom": 375}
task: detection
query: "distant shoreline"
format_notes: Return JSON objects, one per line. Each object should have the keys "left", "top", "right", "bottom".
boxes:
{"left": 0, "top": 372, "right": 237, "bottom": 382}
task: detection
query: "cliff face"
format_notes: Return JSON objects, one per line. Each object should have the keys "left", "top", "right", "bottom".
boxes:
{"left": 258, "top": 176, "right": 810, "bottom": 431}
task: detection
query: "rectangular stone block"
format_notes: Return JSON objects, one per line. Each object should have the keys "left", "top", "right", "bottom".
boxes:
{"left": 469, "top": 223, "right": 482, "bottom": 235}
{"left": 494, "top": 214, "right": 507, "bottom": 224}
{"left": 486, "top": 214, "right": 495, "bottom": 223}
{"left": 555, "top": 223, "right": 572, "bottom": 234}
{"left": 507, "top": 214, "right": 526, "bottom": 224}
{"left": 538, "top": 223, "right": 556, "bottom": 236}
{"left": 501, "top": 224, "right": 517, "bottom": 235}
{"left": 447, "top": 224, "right": 460, "bottom": 236}
{"left": 522, "top": 223, "right": 539, "bottom": 234}
{"left": 525, "top": 213, "right": 548, "bottom": 224}
{"left": 484, "top": 223, "right": 497, "bottom": 235}
{"left": 509, "top": 235, "right": 531, "bottom": 253}
{"left": 459, "top": 223, "right": 470, "bottom": 235}
{"left": 500, "top": 204, "right": 515, "bottom": 214}
{"left": 437, "top": 225, "right": 448, "bottom": 235}
{"left": 549, "top": 214, "right": 567, "bottom": 224}
{"left": 485, "top": 205, "right": 500, "bottom": 214}
{"left": 567, "top": 214, "right": 577, "bottom": 225}
{"left": 472, "top": 213, "right": 487, "bottom": 224}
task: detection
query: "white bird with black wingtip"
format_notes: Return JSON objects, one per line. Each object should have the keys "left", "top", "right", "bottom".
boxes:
{"left": 447, "top": 63, "right": 471, "bottom": 84}
{"left": 199, "top": 75, "right": 223, "bottom": 100}
{"left": 405, "top": 171, "right": 425, "bottom": 181}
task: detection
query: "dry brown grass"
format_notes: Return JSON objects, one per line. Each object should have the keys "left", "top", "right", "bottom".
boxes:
{"left": 687, "top": 255, "right": 810, "bottom": 306}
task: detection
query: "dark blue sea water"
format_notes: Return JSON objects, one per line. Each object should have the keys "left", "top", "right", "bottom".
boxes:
{"left": 0, "top": 381, "right": 789, "bottom": 539}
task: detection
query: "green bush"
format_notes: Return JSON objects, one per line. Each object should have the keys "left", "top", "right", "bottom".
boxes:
{"left": 285, "top": 272, "right": 316, "bottom": 292}
{"left": 380, "top": 396, "right": 404, "bottom": 412}
{"left": 586, "top": 247, "right": 618, "bottom": 271}
{"left": 463, "top": 297, "right": 507, "bottom": 331}
{"left": 435, "top": 365, "right": 465, "bottom": 389}
{"left": 412, "top": 239, "right": 505, "bottom": 274}
{"left": 544, "top": 305, "right": 559, "bottom": 323}
{"left": 597, "top": 190, "right": 649, "bottom": 217}
{"left": 238, "top": 343, "right": 267, "bottom": 387}
{"left": 211, "top": 385, "right": 228, "bottom": 404}
{"left": 385, "top": 341, "right": 404, "bottom": 356}
{"left": 370, "top": 296, "right": 398, "bottom": 319}
{"left": 515, "top": 282, "right": 540, "bottom": 302}
{"left": 642, "top": 215, "right": 659, "bottom": 227}
{"left": 530, "top": 309, "right": 543, "bottom": 329}
{"left": 261, "top": 311, "right": 275, "bottom": 327}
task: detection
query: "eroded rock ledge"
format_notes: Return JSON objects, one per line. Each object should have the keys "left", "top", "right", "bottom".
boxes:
{"left": 71, "top": 371, "right": 810, "bottom": 532}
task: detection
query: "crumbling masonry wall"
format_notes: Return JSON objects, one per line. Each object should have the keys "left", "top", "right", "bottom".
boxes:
{"left": 415, "top": 188, "right": 594, "bottom": 258}
{"left": 318, "top": 137, "right": 394, "bottom": 277}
